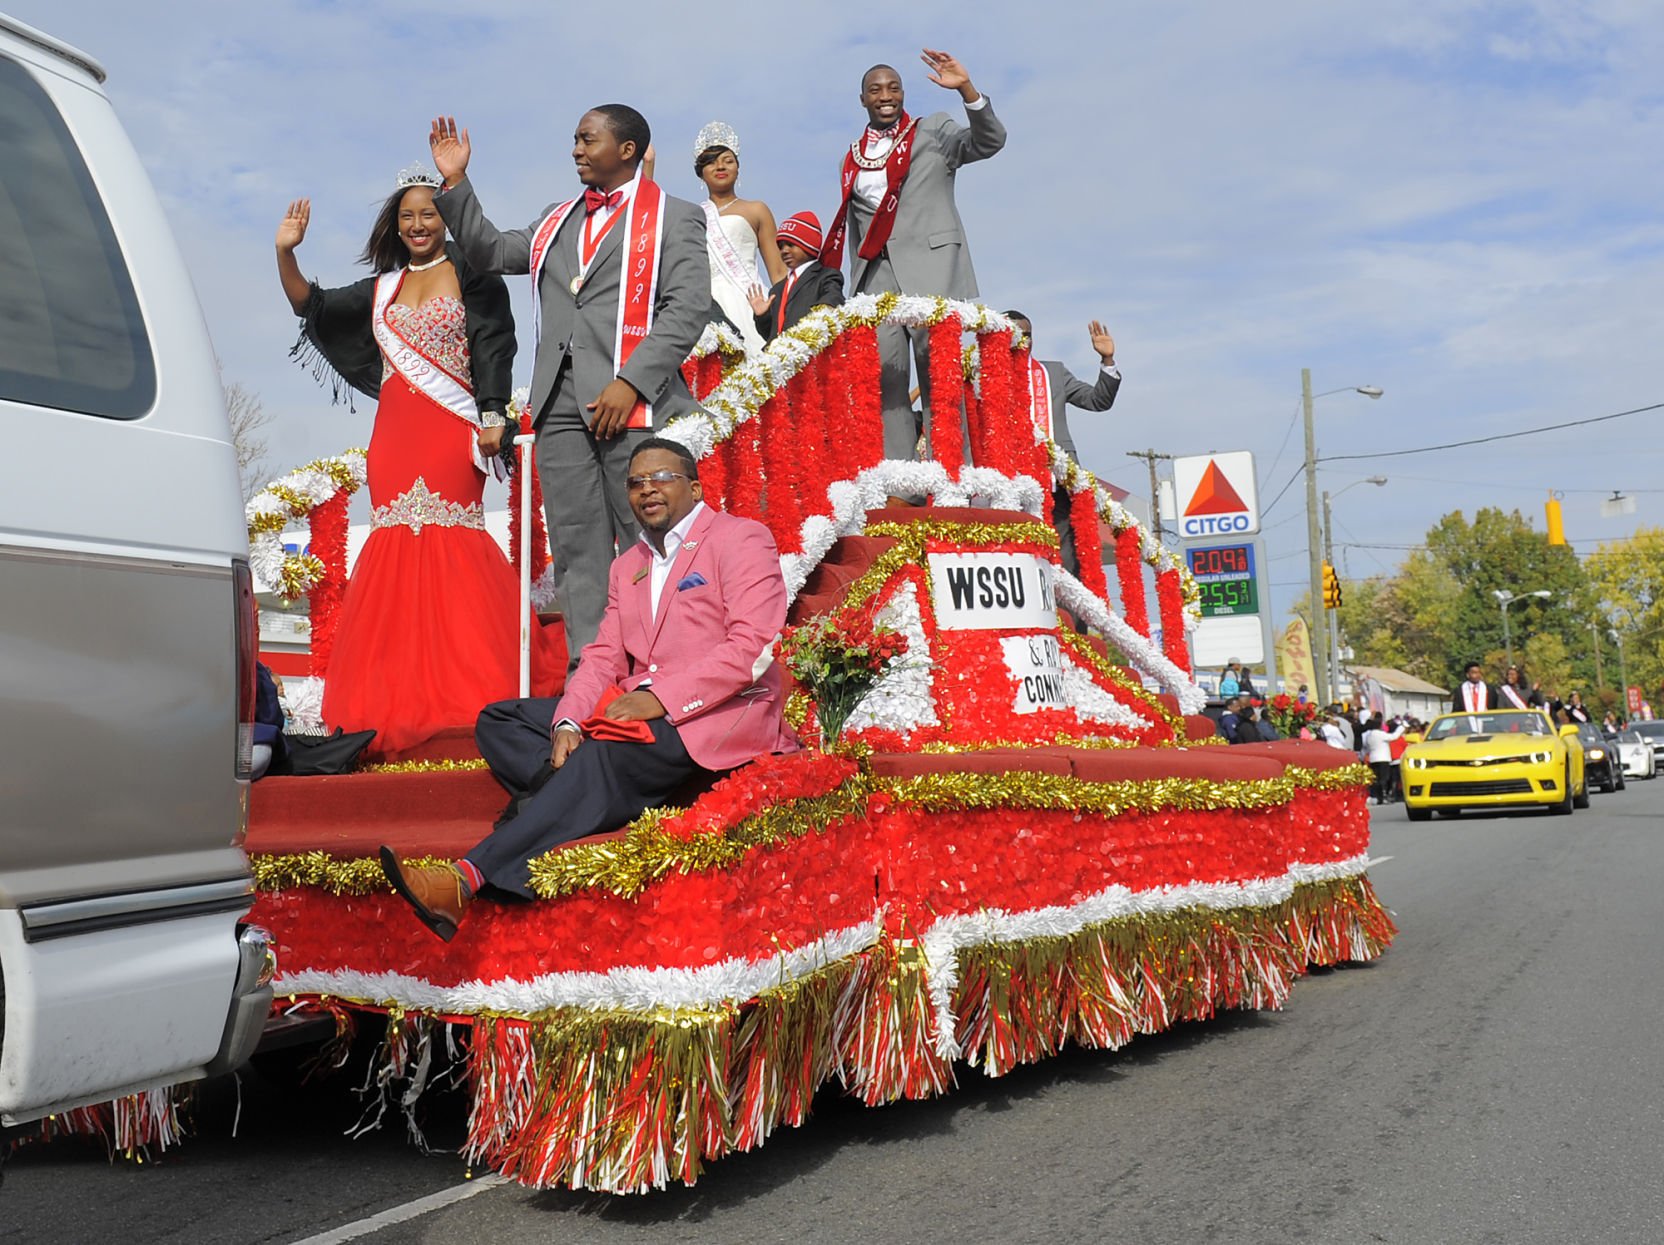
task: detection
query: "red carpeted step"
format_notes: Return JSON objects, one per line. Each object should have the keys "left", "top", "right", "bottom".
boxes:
{"left": 249, "top": 768, "right": 507, "bottom": 858}
{"left": 1229, "top": 739, "right": 1362, "bottom": 772}
{"left": 1068, "top": 746, "right": 1286, "bottom": 782}
{"left": 379, "top": 725, "right": 483, "bottom": 765}
{"left": 867, "top": 746, "right": 1077, "bottom": 779}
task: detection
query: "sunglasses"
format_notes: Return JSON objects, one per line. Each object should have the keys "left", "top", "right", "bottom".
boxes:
{"left": 626, "top": 469, "right": 691, "bottom": 491}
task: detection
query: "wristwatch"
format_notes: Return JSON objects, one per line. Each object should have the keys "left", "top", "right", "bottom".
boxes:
{"left": 481, "top": 410, "right": 507, "bottom": 428}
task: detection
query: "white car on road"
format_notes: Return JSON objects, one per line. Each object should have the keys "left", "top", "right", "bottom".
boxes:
{"left": 1616, "top": 730, "right": 1658, "bottom": 780}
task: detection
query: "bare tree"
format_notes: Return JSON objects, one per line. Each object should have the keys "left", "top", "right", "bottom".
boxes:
{"left": 225, "top": 380, "right": 275, "bottom": 501}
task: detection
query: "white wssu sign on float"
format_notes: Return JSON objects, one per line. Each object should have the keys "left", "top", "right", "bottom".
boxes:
{"left": 1001, "top": 633, "right": 1067, "bottom": 713}
{"left": 927, "top": 552, "right": 1057, "bottom": 631}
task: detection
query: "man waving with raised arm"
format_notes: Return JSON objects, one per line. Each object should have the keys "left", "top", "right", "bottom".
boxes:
{"left": 428, "top": 107, "right": 709, "bottom": 668}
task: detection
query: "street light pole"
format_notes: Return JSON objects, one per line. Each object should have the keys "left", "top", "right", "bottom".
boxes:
{"left": 1493, "top": 589, "right": 1552, "bottom": 668}
{"left": 1301, "top": 373, "right": 1383, "bottom": 707}
{"left": 1612, "top": 627, "right": 1629, "bottom": 719}
{"left": 1322, "top": 488, "right": 1337, "bottom": 704}
{"left": 1302, "top": 368, "right": 1327, "bottom": 707}
{"left": 1319, "top": 476, "right": 1387, "bottom": 707}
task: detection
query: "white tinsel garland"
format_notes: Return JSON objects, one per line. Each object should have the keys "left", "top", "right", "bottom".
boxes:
{"left": 274, "top": 914, "right": 883, "bottom": 1017}
{"left": 244, "top": 451, "right": 368, "bottom": 595}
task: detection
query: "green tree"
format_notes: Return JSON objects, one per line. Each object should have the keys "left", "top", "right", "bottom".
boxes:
{"left": 1421, "top": 507, "right": 1591, "bottom": 686}
{"left": 1519, "top": 632, "right": 1574, "bottom": 702}
{"left": 1586, "top": 527, "right": 1664, "bottom": 703}
{"left": 1334, "top": 577, "right": 1412, "bottom": 672}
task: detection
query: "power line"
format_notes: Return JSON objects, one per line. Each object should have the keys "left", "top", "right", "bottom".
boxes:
{"left": 1319, "top": 401, "right": 1664, "bottom": 463}
{"left": 1259, "top": 463, "right": 1306, "bottom": 519}
{"left": 1383, "top": 472, "right": 1664, "bottom": 496}
{"left": 1259, "top": 400, "right": 1303, "bottom": 502}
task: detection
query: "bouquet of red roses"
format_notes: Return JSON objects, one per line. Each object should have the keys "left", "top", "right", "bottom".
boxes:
{"left": 779, "top": 604, "right": 905, "bottom": 746}
{"left": 1265, "top": 692, "right": 1320, "bottom": 738}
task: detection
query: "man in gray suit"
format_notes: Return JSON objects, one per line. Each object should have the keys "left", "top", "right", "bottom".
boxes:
{"left": 428, "top": 107, "right": 709, "bottom": 669}
{"left": 823, "top": 50, "right": 1006, "bottom": 465}
{"left": 1007, "top": 312, "right": 1122, "bottom": 576}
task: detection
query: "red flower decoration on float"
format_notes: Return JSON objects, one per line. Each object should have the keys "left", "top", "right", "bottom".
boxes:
{"left": 1156, "top": 567, "right": 1190, "bottom": 672}
{"left": 927, "top": 316, "right": 965, "bottom": 475}
{"left": 1069, "top": 485, "right": 1110, "bottom": 600}
{"left": 1115, "top": 526, "right": 1150, "bottom": 637}
{"left": 307, "top": 491, "right": 350, "bottom": 676}
{"left": 506, "top": 411, "right": 551, "bottom": 592}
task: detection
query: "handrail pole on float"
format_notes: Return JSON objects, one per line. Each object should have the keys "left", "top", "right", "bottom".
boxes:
{"left": 516, "top": 428, "right": 535, "bottom": 696}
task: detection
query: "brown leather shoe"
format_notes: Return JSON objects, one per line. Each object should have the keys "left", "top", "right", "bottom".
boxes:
{"left": 378, "top": 848, "right": 472, "bottom": 942}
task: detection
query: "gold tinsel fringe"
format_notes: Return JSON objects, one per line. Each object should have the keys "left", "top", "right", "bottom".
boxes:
{"left": 251, "top": 765, "right": 1371, "bottom": 897}
{"left": 250, "top": 851, "right": 454, "bottom": 895}
{"left": 524, "top": 779, "right": 875, "bottom": 900}
{"left": 363, "top": 758, "right": 491, "bottom": 774}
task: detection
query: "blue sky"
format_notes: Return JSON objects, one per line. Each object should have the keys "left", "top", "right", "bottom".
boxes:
{"left": 15, "top": 0, "right": 1663, "bottom": 621}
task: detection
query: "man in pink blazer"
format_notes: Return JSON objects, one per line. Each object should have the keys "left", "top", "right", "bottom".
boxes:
{"left": 380, "top": 437, "right": 798, "bottom": 940}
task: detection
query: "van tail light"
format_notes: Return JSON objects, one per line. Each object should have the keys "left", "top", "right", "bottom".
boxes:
{"left": 234, "top": 557, "right": 257, "bottom": 779}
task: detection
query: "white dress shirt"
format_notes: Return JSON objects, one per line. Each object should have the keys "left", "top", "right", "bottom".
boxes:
{"left": 644, "top": 500, "right": 705, "bottom": 618}
{"left": 854, "top": 95, "right": 986, "bottom": 207}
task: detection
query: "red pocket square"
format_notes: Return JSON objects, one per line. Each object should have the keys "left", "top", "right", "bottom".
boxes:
{"left": 581, "top": 685, "right": 656, "bottom": 744}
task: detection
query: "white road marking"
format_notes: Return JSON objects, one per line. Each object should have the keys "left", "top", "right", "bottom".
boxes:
{"left": 286, "top": 1173, "right": 508, "bottom": 1244}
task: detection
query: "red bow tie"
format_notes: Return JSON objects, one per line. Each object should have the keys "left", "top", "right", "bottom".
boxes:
{"left": 584, "top": 188, "right": 625, "bottom": 214}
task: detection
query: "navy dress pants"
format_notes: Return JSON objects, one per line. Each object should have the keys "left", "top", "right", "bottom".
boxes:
{"left": 468, "top": 697, "right": 708, "bottom": 898}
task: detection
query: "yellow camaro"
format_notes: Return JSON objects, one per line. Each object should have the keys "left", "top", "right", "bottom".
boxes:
{"left": 1400, "top": 709, "right": 1587, "bottom": 821}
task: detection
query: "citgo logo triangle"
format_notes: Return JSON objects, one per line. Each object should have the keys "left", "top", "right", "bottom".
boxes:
{"left": 1183, "top": 460, "right": 1249, "bottom": 516}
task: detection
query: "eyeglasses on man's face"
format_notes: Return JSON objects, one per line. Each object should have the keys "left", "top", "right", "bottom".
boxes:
{"left": 626, "top": 470, "right": 691, "bottom": 491}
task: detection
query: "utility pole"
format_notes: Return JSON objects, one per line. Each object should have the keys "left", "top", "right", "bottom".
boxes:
{"left": 1302, "top": 369, "right": 1329, "bottom": 708}
{"left": 1589, "top": 622, "right": 1604, "bottom": 691}
{"left": 1125, "top": 449, "right": 1173, "bottom": 543}
{"left": 1613, "top": 627, "right": 1629, "bottom": 719}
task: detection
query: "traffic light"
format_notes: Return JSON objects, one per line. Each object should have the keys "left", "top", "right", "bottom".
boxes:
{"left": 1545, "top": 493, "right": 1566, "bottom": 546}
{"left": 1322, "top": 562, "right": 1343, "bottom": 610}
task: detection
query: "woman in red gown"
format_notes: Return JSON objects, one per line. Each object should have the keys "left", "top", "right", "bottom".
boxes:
{"left": 276, "top": 169, "right": 562, "bottom": 757}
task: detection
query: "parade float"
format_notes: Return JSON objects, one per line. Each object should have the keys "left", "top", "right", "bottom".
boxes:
{"left": 54, "top": 298, "right": 1394, "bottom": 1190}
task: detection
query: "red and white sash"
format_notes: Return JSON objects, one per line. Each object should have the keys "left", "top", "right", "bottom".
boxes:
{"left": 1462, "top": 681, "right": 1489, "bottom": 712}
{"left": 1028, "top": 360, "right": 1054, "bottom": 438}
{"left": 1500, "top": 684, "right": 1530, "bottom": 709}
{"left": 822, "top": 114, "right": 920, "bottom": 273}
{"left": 528, "top": 177, "right": 667, "bottom": 430}
{"left": 702, "top": 200, "right": 754, "bottom": 300}
{"left": 371, "top": 272, "right": 487, "bottom": 473}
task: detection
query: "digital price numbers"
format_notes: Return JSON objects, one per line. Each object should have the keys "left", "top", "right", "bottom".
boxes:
{"left": 1186, "top": 543, "right": 1259, "bottom": 618}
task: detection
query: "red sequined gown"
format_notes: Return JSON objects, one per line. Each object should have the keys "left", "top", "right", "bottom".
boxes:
{"left": 322, "top": 296, "right": 562, "bottom": 757}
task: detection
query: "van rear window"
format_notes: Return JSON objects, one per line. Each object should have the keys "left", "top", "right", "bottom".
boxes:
{"left": 0, "top": 56, "right": 155, "bottom": 419}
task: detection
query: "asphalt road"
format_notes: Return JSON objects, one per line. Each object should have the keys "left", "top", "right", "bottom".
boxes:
{"left": 5, "top": 783, "right": 1662, "bottom": 1244}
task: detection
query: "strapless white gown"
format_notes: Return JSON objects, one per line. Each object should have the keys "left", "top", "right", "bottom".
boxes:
{"left": 707, "top": 210, "right": 767, "bottom": 356}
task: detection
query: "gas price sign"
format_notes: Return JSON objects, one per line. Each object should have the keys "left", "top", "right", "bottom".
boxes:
{"left": 1186, "top": 543, "right": 1259, "bottom": 618}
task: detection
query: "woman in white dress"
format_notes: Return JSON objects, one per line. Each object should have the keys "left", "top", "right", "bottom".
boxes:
{"left": 652, "top": 122, "right": 786, "bottom": 356}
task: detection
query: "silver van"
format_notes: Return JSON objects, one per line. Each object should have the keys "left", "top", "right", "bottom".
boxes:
{"left": 0, "top": 13, "right": 272, "bottom": 1128}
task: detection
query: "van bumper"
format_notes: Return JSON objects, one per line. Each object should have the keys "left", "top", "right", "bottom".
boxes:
{"left": 203, "top": 924, "right": 275, "bottom": 1077}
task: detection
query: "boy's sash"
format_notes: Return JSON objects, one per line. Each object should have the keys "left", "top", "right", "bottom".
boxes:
{"left": 1028, "top": 359, "right": 1054, "bottom": 438}
{"left": 528, "top": 178, "right": 667, "bottom": 429}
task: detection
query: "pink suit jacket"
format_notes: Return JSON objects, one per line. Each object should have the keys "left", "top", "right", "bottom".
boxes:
{"left": 555, "top": 505, "right": 800, "bottom": 772}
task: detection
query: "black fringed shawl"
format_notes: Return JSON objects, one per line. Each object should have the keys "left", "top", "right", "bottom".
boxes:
{"left": 289, "top": 241, "right": 516, "bottom": 415}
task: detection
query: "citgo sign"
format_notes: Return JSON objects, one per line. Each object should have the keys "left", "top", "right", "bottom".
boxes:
{"left": 1171, "top": 452, "right": 1260, "bottom": 539}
